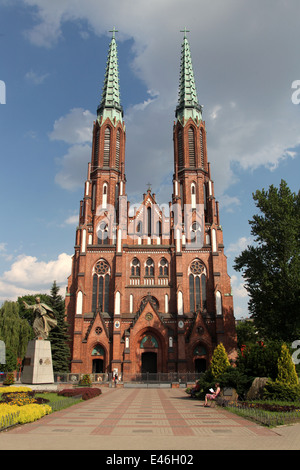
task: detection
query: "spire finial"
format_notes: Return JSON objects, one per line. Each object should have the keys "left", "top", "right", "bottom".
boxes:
{"left": 109, "top": 27, "right": 118, "bottom": 39}
{"left": 180, "top": 27, "right": 190, "bottom": 39}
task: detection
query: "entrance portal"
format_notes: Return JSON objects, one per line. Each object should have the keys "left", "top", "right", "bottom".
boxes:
{"left": 141, "top": 352, "right": 157, "bottom": 373}
{"left": 195, "top": 358, "right": 206, "bottom": 373}
{"left": 92, "top": 358, "right": 104, "bottom": 373}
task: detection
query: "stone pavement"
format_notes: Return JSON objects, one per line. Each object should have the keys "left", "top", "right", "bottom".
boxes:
{"left": 0, "top": 386, "right": 300, "bottom": 451}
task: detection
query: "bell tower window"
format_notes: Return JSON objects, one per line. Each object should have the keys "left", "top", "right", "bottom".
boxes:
{"left": 188, "top": 127, "right": 195, "bottom": 167}
{"left": 103, "top": 126, "right": 111, "bottom": 167}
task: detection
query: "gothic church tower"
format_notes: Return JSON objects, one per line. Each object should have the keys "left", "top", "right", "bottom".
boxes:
{"left": 65, "top": 30, "right": 237, "bottom": 377}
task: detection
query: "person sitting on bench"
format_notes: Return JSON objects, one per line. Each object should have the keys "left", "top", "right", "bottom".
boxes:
{"left": 204, "top": 383, "right": 220, "bottom": 406}
{"left": 190, "top": 381, "right": 201, "bottom": 398}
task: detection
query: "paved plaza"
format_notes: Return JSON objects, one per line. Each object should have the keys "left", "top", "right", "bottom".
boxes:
{"left": 0, "top": 386, "right": 300, "bottom": 451}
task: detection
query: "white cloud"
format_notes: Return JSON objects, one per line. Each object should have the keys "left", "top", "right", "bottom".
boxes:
{"left": 20, "top": 0, "right": 300, "bottom": 201}
{"left": 55, "top": 143, "right": 91, "bottom": 190}
{"left": 2, "top": 253, "right": 72, "bottom": 288}
{"left": 227, "top": 236, "right": 253, "bottom": 258}
{"left": 49, "top": 108, "right": 93, "bottom": 144}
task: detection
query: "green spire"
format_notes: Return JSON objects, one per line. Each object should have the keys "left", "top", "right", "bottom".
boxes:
{"left": 176, "top": 29, "right": 203, "bottom": 124}
{"left": 97, "top": 28, "right": 123, "bottom": 125}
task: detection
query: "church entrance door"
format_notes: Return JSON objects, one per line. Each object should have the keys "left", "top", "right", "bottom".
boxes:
{"left": 92, "top": 358, "right": 104, "bottom": 373}
{"left": 141, "top": 352, "right": 157, "bottom": 373}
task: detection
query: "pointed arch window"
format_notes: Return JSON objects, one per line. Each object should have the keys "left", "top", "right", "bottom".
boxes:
{"left": 92, "top": 259, "right": 110, "bottom": 313}
{"left": 102, "top": 182, "right": 108, "bottom": 209}
{"left": 145, "top": 258, "right": 154, "bottom": 276}
{"left": 147, "top": 206, "right": 152, "bottom": 237}
{"left": 190, "top": 221, "right": 202, "bottom": 245}
{"left": 189, "top": 259, "right": 207, "bottom": 312}
{"left": 103, "top": 126, "right": 111, "bottom": 167}
{"left": 131, "top": 257, "right": 140, "bottom": 276}
{"left": 216, "top": 291, "right": 222, "bottom": 316}
{"left": 159, "top": 258, "right": 168, "bottom": 276}
{"left": 188, "top": 127, "right": 195, "bottom": 167}
{"left": 94, "top": 127, "right": 100, "bottom": 168}
{"left": 200, "top": 128, "right": 205, "bottom": 167}
{"left": 115, "top": 129, "right": 120, "bottom": 170}
{"left": 178, "top": 129, "right": 183, "bottom": 170}
{"left": 97, "top": 221, "right": 109, "bottom": 245}
{"left": 191, "top": 183, "right": 196, "bottom": 209}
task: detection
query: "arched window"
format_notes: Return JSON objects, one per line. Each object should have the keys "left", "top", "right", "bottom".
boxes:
{"left": 131, "top": 258, "right": 140, "bottom": 276}
{"left": 191, "top": 183, "right": 196, "bottom": 209}
{"left": 145, "top": 258, "right": 154, "bottom": 276}
{"left": 200, "top": 128, "right": 205, "bottom": 167}
{"left": 189, "top": 259, "right": 207, "bottom": 312}
{"left": 178, "top": 129, "right": 183, "bottom": 170}
{"left": 97, "top": 221, "right": 109, "bottom": 245}
{"left": 188, "top": 127, "right": 195, "bottom": 167}
{"left": 190, "top": 221, "right": 202, "bottom": 245}
{"left": 93, "top": 127, "right": 100, "bottom": 168}
{"left": 76, "top": 291, "right": 83, "bottom": 315}
{"left": 92, "top": 259, "right": 110, "bottom": 313}
{"left": 159, "top": 258, "right": 168, "bottom": 276}
{"left": 147, "top": 206, "right": 152, "bottom": 237}
{"left": 216, "top": 291, "right": 222, "bottom": 316}
{"left": 102, "top": 182, "right": 108, "bottom": 209}
{"left": 103, "top": 126, "right": 111, "bottom": 167}
{"left": 115, "top": 129, "right": 120, "bottom": 170}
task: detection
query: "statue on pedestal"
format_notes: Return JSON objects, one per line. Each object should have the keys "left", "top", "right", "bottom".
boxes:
{"left": 23, "top": 297, "right": 57, "bottom": 340}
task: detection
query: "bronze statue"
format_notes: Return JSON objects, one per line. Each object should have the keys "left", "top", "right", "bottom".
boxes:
{"left": 23, "top": 297, "right": 57, "bottom": 340}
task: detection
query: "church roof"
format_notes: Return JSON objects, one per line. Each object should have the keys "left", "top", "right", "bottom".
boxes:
{"left": 175, "top": 29, "right": 203, "bottom": 124}
{"left": 97, "top": 28, "right": 123, "bottom": 125}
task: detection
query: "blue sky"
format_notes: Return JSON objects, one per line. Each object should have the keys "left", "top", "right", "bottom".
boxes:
{"left": 0, "top": 0, "right": 300, "bottom": 320}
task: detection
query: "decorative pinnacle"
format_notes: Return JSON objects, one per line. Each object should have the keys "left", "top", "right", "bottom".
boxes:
{"left": 180, "top": 27, "right": 190, "bottom": 39}
{"left": 109, "top": 27, "right": 118, "bottom": 39}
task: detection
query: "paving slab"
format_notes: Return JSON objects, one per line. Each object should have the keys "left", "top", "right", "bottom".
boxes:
{"left": 0, "top": 387, "right": 299, "bottom": 451}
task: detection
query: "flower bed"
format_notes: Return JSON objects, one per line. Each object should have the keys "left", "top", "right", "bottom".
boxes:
{"left": 58, "top": 387, "right": 102, "bottom": 400}
{"left": 226, "top": 401, "right": 300, "bottom": 427}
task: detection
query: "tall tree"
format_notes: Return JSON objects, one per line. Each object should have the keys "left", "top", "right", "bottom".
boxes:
{"left": 234, "top": 180, "right": 300, "bottom": 341}
{"left": 0, "top": 301, "right": 32, "bottom": 363}
{"left": 48, "top": 281, "right": 70, "bottom": 373}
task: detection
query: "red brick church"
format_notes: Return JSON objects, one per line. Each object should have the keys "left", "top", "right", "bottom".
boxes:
{"left": 65, "top": 30, "right": 237, "bottom": 378}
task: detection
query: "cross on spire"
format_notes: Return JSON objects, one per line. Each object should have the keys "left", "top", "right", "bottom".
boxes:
{"left": 180, "top": 27, "right": 190, "bottom": 39}
{"left": 109, "top": 27, "right": 118, "bottom": 39}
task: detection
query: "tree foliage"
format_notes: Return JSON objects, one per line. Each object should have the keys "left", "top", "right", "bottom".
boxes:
{"left": 0, "top": 301, "right": 32, "bottom": 363}
{"left": 276, "top": 343, "right": 299, "bottom": 386}
{"left": 234, "top": 180, "right": 300, "bottom": 342}
{"left": 210, "top": 343, "right": 230, "bottom": 379}
{"left": 48, "top": 281, "right": 70, "bottom": 373}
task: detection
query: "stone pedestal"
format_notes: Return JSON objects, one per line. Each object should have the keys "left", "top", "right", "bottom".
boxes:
{"left": 21, "top": 340, "right": 54, "bottom": 384}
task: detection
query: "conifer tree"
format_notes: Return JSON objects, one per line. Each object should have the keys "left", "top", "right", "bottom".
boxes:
{"left": 210, "top": 343, "right": 230, "bottom": 379}
{"left": 276, "top": 343, "right": 299, "bottom": 385}
{"left": 48, "top": 281, "right": 70, "bottom": 373}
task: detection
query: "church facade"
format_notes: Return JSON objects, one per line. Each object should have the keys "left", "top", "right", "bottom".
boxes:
{"left": 65, "top": 31, "right": 237, "bottom": 378}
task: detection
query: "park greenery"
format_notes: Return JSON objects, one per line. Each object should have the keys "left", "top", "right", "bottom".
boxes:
{"left": 0, "top": 180, "right": 300, "bottom": 427}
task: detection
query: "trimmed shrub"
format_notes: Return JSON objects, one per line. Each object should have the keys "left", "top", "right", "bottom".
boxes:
{"left": 210, "top": 343, "right": 230, "bottom": 379}
{"left": 58, "top": 387, "right": 101, "bottom": 400}
{"left": 263, "top": 380, "right": 300, "bottom": 402}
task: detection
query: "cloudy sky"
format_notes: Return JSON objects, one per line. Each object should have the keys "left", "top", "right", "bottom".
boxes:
{"left": 0, "top": 0, "right": 299, "bottom": 319}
